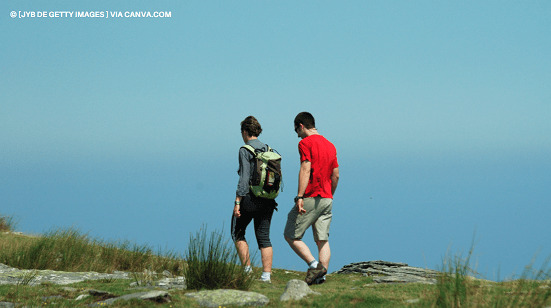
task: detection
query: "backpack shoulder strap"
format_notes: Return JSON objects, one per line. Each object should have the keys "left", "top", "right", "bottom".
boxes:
{"left": 241, "top": 144, "right": 256, "bottom": 154}
{"left": 242, "top": 144, "right": 271, "bottom": 155}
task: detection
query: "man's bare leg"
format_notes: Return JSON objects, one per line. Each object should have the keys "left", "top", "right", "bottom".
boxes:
{"left": 285, "top": 236, "right": 316, "bottom": 264}
{"left": 316, "top": 240, "right": 330, "bottom": 269}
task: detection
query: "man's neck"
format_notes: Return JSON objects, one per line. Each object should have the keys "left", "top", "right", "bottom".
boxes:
{"left": 303, "top": 128, "right": 319, "bottom": 138}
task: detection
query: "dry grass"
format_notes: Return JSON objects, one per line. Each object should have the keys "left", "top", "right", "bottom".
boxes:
{"left": 0, "top": 214, "right": 17, "bottom": 232}
{"left": 0, "top": 227, "right": 182, "bottom": 274}
{"left": 429, "top": 239, "right": 551, "bottom": 308}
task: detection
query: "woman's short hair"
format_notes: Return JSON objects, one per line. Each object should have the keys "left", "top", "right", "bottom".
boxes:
{"left": 241, "top": 116, "right": 262, "bottom": 137}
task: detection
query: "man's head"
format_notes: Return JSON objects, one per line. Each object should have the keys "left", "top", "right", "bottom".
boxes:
{"left": 294, "top": 112, "right": 316, "bottom": 130}
{"left": 294, "top": 112, "right": 316, "bottom": 138}
{"left": 241, "top": 115, "right": 262, "bottom": 138}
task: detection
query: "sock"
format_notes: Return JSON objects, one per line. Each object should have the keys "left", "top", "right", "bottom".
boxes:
{"left": 261, "top": 272, "right": 271, "bottom": 280}
{"left": 308, "top": 260, "right": 319, "bottom": 269}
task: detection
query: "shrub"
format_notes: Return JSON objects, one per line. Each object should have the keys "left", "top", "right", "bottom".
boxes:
{"left": 182, "top": 225, "right": 256, "bottom": 290}
{"left": 0, "top": 214, "right": 17, "bottom": 232}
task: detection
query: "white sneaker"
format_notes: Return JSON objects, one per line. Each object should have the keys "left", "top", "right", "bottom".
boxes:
{"left": 244, "top": 266, "right": 253, "bottom": 275}
{"left": 259, "top": 276, "right": 271, "bottom": 283}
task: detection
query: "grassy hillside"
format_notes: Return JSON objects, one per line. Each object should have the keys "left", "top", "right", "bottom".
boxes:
{"left": 0, "top": 215, "right": 550, "bottom": 307}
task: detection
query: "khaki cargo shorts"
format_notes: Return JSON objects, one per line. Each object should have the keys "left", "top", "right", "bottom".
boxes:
{"left": 284, "top": 196, "right": 332, "bottom": 241}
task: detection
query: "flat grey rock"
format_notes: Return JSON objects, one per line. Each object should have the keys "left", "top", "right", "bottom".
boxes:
{"left": 89, "top": 290, "right": 171, "bottom": 307}
{"left": 0, "top": 263, "right": 130, "bottom": 286}
{"left": 185, "top": 289, "right": 269, "bottom": 307}
{"left": 61, "top": 287, "right": 78, "bottom": 292}
{"left": 0, "top": 263, "right": 185, "bottom": 289}
{"left": 335, "top": 260, "right": 439, "bottom": 284}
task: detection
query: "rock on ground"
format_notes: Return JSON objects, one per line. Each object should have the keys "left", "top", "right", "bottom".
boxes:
{"left": 0, "top": 263, "right": 130, "bottom": 286}
{"left": 279, "top": 279, "right": 321, "bottom": 301}
{"left": 335, "top": 260, "right": 439, "bottom": 284}
{"left": 185, "top": 289, "right": 269, "bottom": 307}
{"left": 0, "top": 263, "right": 185, "bottom": 289}
{"left": 88, "top": 291, "right": 171, "bottom": 307}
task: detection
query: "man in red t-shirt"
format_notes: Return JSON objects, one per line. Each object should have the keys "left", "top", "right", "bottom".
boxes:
{"left": 284, "top": 112, "right": 340, "bottom": 285}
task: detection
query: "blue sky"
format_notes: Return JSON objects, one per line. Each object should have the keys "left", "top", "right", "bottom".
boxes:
{"left": 2, "top": 1, "right": 550, "bottom": 280}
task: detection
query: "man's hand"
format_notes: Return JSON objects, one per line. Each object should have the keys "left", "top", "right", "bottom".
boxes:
{"left": 295, "top": 198, "right": 306, "bottom": 214}
{"left": 233, "top": 203, "right": 241, "bottom": 218}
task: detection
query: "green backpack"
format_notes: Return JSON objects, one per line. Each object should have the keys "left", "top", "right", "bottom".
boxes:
{"left": 241, "top": 145, "right": 282, "bottom": 199}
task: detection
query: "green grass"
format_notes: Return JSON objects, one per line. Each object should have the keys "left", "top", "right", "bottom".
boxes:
{"left": 0, "top": 221, "right": 550, "bottom": 307}
{"left": 182, "top": 225, "right": 256, "bottom": 290}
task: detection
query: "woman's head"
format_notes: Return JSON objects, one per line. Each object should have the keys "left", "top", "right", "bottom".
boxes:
{"left": 241, "top": 116, "right": 262, "bottom": 137}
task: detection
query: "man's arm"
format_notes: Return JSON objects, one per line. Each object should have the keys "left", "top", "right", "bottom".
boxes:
{"left": 296, "top": 160, "right": 311, "bottom": 214}
{"left": 331, "top": 167, "right": 339, "bottom": 196}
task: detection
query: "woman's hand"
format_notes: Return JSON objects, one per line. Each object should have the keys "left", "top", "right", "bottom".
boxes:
{"left": 233, "top": 203, "right": 241, "bottom": 218}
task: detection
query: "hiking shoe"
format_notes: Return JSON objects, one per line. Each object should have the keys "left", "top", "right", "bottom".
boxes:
{"left": 305, "top": 263, "right": 327, "bottom": 285}
{"left": 313, "top": 275, "right": 326, "bottom": 285}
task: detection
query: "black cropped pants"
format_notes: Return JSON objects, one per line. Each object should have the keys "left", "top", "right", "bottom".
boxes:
{"left": 231, "top": 193, "right": 277, "bottom": 249}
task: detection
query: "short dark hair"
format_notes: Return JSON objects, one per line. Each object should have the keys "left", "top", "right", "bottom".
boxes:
{"left": 294, "top": 112, "right": 316, "bottom": 129}
{"left": 241, "top": 116, "right": 262, "bottom": 137}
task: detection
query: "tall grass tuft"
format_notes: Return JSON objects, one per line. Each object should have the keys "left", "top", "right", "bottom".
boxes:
{"left": 434, "top": 244, "right": 474, "bottom": 307}
{"left": 0, "top": 227, "right": 182, "bottom": 274}
{"left": 0, "top": 214, "right": 18, "bottom": 232}
{"left": 182, "top": 225, "right": 256, "bottom": 291}
{"left": 432, "top": 238, "right": 551, "bottom": 308}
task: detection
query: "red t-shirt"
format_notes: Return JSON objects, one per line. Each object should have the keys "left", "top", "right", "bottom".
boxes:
{"left": 298, "top": 134, "right": 339, "bottom": 198}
